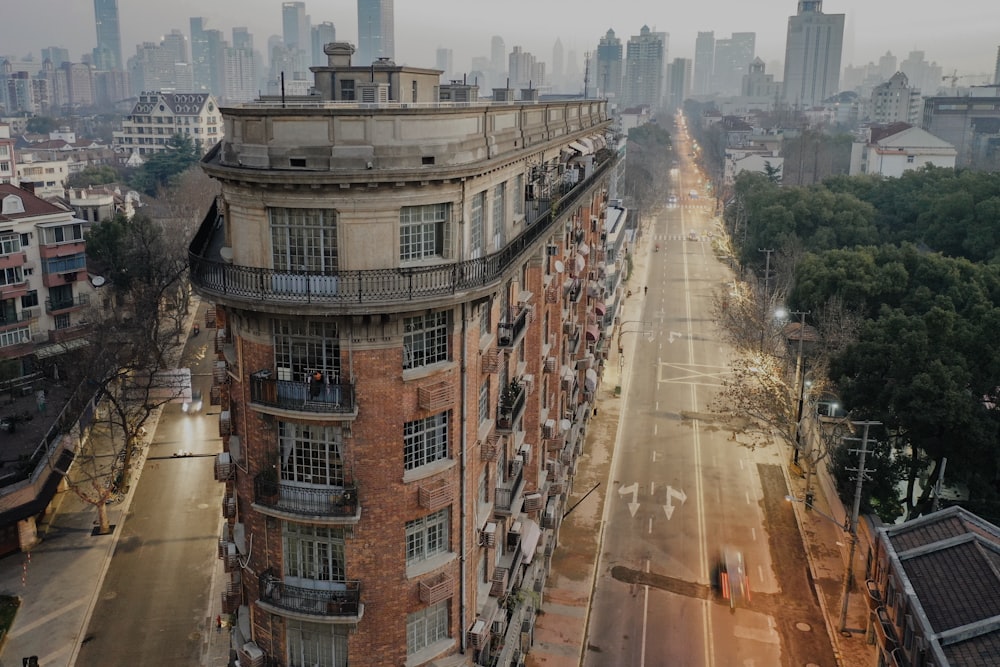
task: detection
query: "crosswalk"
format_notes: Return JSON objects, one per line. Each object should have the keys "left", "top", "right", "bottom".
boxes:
{"left": 654, "top": 233, "right": 707, "bottom": 242}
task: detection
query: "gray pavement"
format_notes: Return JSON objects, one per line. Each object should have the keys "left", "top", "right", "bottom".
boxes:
{"left": 0, "top": 296, "right": 233, "bottom": 667}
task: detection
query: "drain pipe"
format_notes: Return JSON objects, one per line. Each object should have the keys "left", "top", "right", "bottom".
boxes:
{"left": 459, "top": 301, "right": 469, "bottom": 653}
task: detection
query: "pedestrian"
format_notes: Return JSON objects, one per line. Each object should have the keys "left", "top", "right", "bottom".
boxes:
{"left": 644, "top": 286, "right": 648, "bottom": 295}
{"left": 309, "top": 371, "right": 323, "bottom": 399}
{"left": 216, "top": 614, "right": 222, "bottom": 632}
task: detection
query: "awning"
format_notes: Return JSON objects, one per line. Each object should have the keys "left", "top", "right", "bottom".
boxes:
{"left": 568, "top": 141, "right": 588, "bottom": 154}
{"left": 34, "top": 337, "right": 89, "bottom": 359}
{"left": 586, "top": 325, "right": 600, "bottom": 342}
{"left": 585, "top": 368, "right": 598, "bottom": 393}
{"left": 520, "top": 519, "right": 542, "bottom": 564}
{"left": 594, "top": 301, "right": 606, "bottom": 317}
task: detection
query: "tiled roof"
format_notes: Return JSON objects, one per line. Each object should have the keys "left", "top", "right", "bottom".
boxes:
{"left": 883, "top": 507, "right": 1000, "bottom": 666}
{"left": 0, "top": 183, "right": 66, "bottom": 220}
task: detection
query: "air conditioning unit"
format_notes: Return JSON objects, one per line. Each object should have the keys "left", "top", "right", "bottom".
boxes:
{"left": 467, "top": 619, "right": 489, "bottom": 649}
{"left": 542, "top": 419, "right": 556, "bottom": 439}
{"left": 238, "top": 642, "right": 264, "bottom": 667}
{"left": 479, "top": 521, "right": 497, "bottom": 548}
{"left": 519, "top": 443, "right": 532, "bottom": 466}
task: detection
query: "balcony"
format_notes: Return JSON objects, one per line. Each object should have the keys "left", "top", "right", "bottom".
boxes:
{"left": 258, "top": 572, "right": 362, "bottom": 623}
{"left": 48, "top": 323, "right": 89, "bottom": 343}
{"left": 253, "top": 474, "right": 360, "bottom": 524}
{"left": 45, "top": 293, "right": 90, "bottom": 313}
{"left": 496, "top": 382, "right": 526, "bottom": 432}
{"left": 498, "top": 307, "right": 529, "bottom": 348}
{"left": 0, "top": 310, "right": 36, "bottom": 332}
{"left": 189, "top": 158, "right": 615, "bottom": 311}
{"left": 495, "top": 460, "right": 525, "bottom": 515}
{"left": 249, "top": 372, "right": 356, "bottom": 419}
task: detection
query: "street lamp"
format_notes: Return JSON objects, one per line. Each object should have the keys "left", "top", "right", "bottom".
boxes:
{"left": 785, "top": 494, "right": 857, "bottom": 634}
{"left": 616, "top": 320, "right": 654, "bottom": 356}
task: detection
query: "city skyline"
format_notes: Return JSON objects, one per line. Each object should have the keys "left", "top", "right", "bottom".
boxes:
{"left": 0, "top": 0, "right": 995, "bottom": 84}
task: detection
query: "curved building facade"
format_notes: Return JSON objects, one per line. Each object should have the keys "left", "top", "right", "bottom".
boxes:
{"left": 190, "top": 43, "right": 624, "bottom": 667}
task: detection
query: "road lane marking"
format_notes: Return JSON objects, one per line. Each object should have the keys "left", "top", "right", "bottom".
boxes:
{"left": 641, "top": 559, "right": 651, "bottom": 667}
{"left": 752, "top": 527, "right": 757, "bottom": 541}
{"left": 746, "top": 491, "right": 751, "bottom": 505}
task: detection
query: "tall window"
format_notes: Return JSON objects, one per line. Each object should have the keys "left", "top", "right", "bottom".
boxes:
{"left": 403, "top": 311, "right": 449, "bottom": 369}
{"left": 478, "top": 380, "right": 490, "bottom": 425}
{"left": 283, "top": 523, "right": 346, "bottom": 583}
{"left": 513, "top": 174, "right": 524, "bottom": 216}
{"left": 407, "top": 601, "right": 449, "bottom": 656}
{"left": 287, "top": 620, "right": 348, "bottom": 667}
{"left": 405, "top": 508, "right": 449, "bottom": 565}
{"left": 0, "top": 234, "right": 20, "bottom": 256}
{"left": 270, "top": 207, "right": 338, "bottom": 272}
{"left": 479, "top": 298, "right": 491, "bottom": 337}
{"left": 470, "top": 191, "right": 485, "bottom": 257}
{"left": 279, "top": 422, "right": 343, "bottom": 486}
{"left": 274, "top": 319, "right": 340, "bottom": 382}
{"left": 400, "top": 203, "right": 450, "bottom": 261}
{"left": 404, "top": 412, "right": 449, "bottom": 470}
{"left": 492, "top": 183, "right": 506, "bottom": 249}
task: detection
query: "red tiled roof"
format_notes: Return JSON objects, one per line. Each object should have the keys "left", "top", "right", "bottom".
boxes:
{"left": 0, "top": 183, "right": 67, "bottom": 220}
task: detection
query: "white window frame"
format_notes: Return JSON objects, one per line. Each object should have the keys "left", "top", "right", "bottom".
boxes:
{"left": 279, "top": 422, "right": 343, "bottom": 486}
{"left": 270, "top": 207, "right": 338, "bottom": 273}
{"left": 404, "top": 411, "right": 449, "bottom": 471}
{"left": 287, "top": 619, "right": 348, "bottom": 667}
{"left": 470, "top": 191, "right": 485, "bottom": 258}
{"left": 478, "top": 379, "right": 490, "bottom": 425}
{"left": 405, "top": 508, "right": 450, "bottom": 565}
{"left": 406, "top": 600, "right": 449, "bottom": 656}
{"left": 492, "top": 182, "right": 506, "bottom": 250}
{"left": 403, "top": 311, "right": 449, "bottom": 370}
{"left": 400, "top": 203, "right": 451, "bottom": 261}
{"left": 282, "top": 522, "right": 346, "bottom": 586}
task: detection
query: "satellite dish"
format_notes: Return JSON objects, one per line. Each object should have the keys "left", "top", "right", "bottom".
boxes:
{"left": 554, "top": 260, "right": 565, "bottom": 274}
{"left": 560, "top": 419, "right": 572, "bottom": 432}
{"left": 91, "top": 275, "right": 106, "bottom": 287}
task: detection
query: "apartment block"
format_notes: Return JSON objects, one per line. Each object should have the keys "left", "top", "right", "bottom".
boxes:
{"left": 113, "top": 91, "right": 222, "bottom": 159}
{"left": 189, "top": 42, "right": 623, "bottom": 667}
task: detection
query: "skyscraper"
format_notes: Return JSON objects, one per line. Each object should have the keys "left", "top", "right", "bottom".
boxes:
{"left": 782, "top": 0, "right": 845, "bottom": 107}
{"left": 282, "top": 2, "right": 309, "bottom": 51}
{"left": 490, "top": 36, "right": 506, "bottom": 75}
{"left": 596, "top": 29, "right": 623, "bottom": 101}
{"left": 693, "top": 31, "right": 714, "bottom": 95}
{"left": 624, "top": 26, "right": 668, "bottom": 108}
{"left": 712, "top": 32, "right": 755, "bottom": 97}
{"left": 93, "top": 0, "right": 123, "bottom": 71}
{"left": 667, "top": 58, "right": 692, "bottom": 110}
{"left": 312, "top": 22, "right": 337, "bottom": 67}
{"left": 357, "top": 0, "right": 395, "bottom": 65}
{"left": 435, "top": 47, "right": 454, "bottom": 79}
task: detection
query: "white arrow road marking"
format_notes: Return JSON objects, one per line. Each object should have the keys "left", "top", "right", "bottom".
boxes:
{"left": 662, "top": 485, "right": 688, "bottom": 520}
{"left": 668, "top": 331, "right": 684, "bottom": 343}
{"left": 619, "top": 482, "right": 640, "bottom": 517}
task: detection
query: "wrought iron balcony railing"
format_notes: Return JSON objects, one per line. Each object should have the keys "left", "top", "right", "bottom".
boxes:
{"left": 496, "top": 383, "right": 526, "bottom": 432}
{"left": 258, "top": 572, "right": 361, "bottom": 619}
{"left": 45, "top": 293, "right": 90, "bottom": 313}
{"left": 189, "top": 158, "right": 614, "bottom": 308}
{"left": 249, "top": 373, "right": 356, "bottom": 415}
{"left": 497, "top": 307, "right": 529, "bottom": 348}
{"left": 495, "top": 461, "right": 525, "bottom": 513}
{"left": 254, "top": 475, "right": 359, "bottom": 519}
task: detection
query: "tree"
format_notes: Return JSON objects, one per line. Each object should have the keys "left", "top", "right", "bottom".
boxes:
{"left": 763, "top": 161, "right": 782, "bottom": 183}
{"left": 65, "top": 213, "right": 191, "bottom": 534}
{"left": 67, "top": 165, "right": 121, "bottom": 189}
{"left": 129, "top": 133, "right": 201, "bottom": 196}
{"left": 26, "top": 116, "right": 59, "bottom": 134}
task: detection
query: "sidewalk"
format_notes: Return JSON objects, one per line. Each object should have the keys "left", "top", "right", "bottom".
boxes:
{"left": 0, "top": 296, "right": 232, "bottom": 667}
{"left": 527, "top": 217, "right": 875, "bottom": 667}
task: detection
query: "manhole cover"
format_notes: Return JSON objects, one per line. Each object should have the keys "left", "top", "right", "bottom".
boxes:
{"left": 795, "top": 622, "right": 812, "bottom": 632}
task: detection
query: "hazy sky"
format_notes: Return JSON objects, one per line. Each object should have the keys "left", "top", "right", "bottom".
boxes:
{"left": 1, "top": 0, "right": 996, "bottom": 79}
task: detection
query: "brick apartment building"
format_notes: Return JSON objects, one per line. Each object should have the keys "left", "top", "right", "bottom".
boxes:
{"left": 188, "top": 43, "right": 627, "bottom": 667}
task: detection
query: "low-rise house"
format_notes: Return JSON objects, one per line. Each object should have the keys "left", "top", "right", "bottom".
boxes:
{"left": 866, "top": 506, "right": 1000, "bottom": 667}
{"left": 849, "top": 123, "right": 957, "bottom": 176}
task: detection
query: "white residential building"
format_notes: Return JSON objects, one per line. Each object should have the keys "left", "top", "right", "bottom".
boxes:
{"left": 850, "top": 123, "right": 957, "bottom": 177}
{"left": 14, "top": 153, "right": 70, "bottom": 199}
{"left": 870, "top": 72, "right": 922, "bottom": 125}
{"left": 112, "top": 91, "right": 223, "bottom": 158}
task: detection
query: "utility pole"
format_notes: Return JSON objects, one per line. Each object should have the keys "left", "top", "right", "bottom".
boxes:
{"left": 789, "top": 310, "right": 810, "bottom": 465}
{"left": 838, "top": 420, "right": 879, "bottom": 633}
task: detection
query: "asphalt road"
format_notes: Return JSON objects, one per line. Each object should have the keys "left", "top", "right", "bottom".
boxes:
{"left": 583, "top": 119, "right": 837, "bottom": 667}
{"left": 74, "top": 333, "right": 225, "bottom": 667}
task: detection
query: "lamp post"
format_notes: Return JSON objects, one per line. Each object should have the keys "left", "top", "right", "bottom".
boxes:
{"left": 616, "top": 321, "right": 653, "bottom": 356}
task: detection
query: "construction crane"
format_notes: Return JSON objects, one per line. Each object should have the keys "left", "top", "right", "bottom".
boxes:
{"left": 942, "top": 70, "right": 991, "bottom": 88}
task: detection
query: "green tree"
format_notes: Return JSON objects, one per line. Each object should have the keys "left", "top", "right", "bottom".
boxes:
{"left": 130, "top": 133, "right": 201, "bottom": 196}
{"left": 26, "top": 115, "right": 59, "bottom": 134}
{"left": 67, "top": 165, "right": 121, "bottom": 189}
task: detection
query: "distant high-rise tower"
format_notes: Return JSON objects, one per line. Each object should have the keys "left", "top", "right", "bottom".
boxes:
{"left": 596, "top": 29, "right": 623, "bottom": 101}
{"left": 435, "top": 47, "right": 454, "bottom": 79}
{"left": 712, "top": 32, "right": 755, "bottom": 96}
{"left": 693, "top": 31, "right": 714, "bottom": 95}
{"left": 995, "top": 46, "right": 1000, "bottom": 86}
{"left": 624, "top": 25, "right": 667, "bottom": 108}
{"left": 93, "top": 0, "right": 123, "bottom": 71}
{"left": 282, "top": 2, "right": 309, "bottom": 51}
{"left": 357, "top": 0, "right": 395, "bottom": 65}
{"left": 552, "top": 39, "right": 564, "bottom": 92}
{"left": 782, "top": 0, "right": 845, "bottom": 107}
{"left": 667, "top": 58, "right": 692, "bottom": 110}
{"left": 490, "top": 36, "right": 506, "bottom": 75}
{"left": 312, "top": 22, "right": 336, "bottom": 67}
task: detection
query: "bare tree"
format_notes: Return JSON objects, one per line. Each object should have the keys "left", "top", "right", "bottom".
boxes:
{"left": 64, "top": 213, "right": 191, "bottom": 534}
